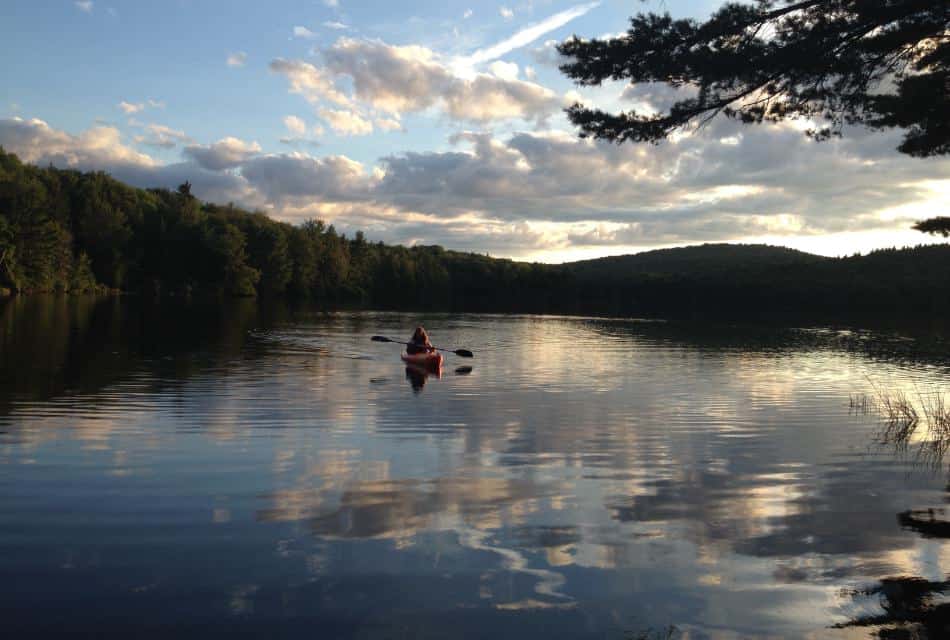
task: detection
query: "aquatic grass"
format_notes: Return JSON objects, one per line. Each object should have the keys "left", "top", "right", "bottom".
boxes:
{"left": 625, "top": 625, "right": 680, "bottom": 640}
{"left": 854, "top": 380, "right": 950, "bottom": 469}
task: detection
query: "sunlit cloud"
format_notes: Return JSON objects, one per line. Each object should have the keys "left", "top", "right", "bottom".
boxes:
{"left": 3, "top": 109, "right": 949, "bottom": 261}
{"left": 319, "top": 108, "right": 373, "bottom": 136}
{"left": 118, "top": 101, "right": 144, "bottom": 114}
{"left": 272, "top": 39, "right": 560, "bottom": 127}
{"left": 134, "top": 123, "right": 190, "bottom": 149}
{"left": 183, "top": 136, "right": 262, "bottom": 170}
{"left": 283, "top": 115, "right": 307, "bottom": 136}
{"left": 227, "top": 51, "right": 247, "bottom": 67}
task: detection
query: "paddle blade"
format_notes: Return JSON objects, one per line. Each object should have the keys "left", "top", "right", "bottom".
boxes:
{"left": 454, "top": 349, "right": 474, "bottom": 358}
{"left": 371, "top": 336, "right": 393, "bottom": 342}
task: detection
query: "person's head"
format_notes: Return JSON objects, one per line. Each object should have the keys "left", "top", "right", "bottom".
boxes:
{"left": 412, "top": 326, "right": 428, "bottom": 342}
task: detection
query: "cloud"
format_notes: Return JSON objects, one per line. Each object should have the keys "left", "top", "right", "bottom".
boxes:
{"left": 119, "top": 100, "right": 165, "bottom": 115}
{"left": 283, "top": 115, "right": 307, "bottom": 136}
{"left": 280, "top": 116, "right": 323, "bottom": 146}
{"left": 227, "top": 52, "right": 247, "bottom": 67}
{"left": 274, "top": 38, "right": 560, "bottom": 125}
{"left": 183, "top": 136, "right": 262, "bottom": 170}
{"left": 369, "top": 124, "right": 950, "bottom": 250}
{"left": 293, "top": 26, "right": 315, "bottom": 39}
{"left": 0, "top": 117, "right": 252, "bottom": 207}
{"left": 375, "top": 117, "right": 403, "bottom": 132}
{"left": 269, "top": 58, "right": 352, "bottom": 108}
{"left": 490, "top": 60, "right": 519, "bottom": 81}
{"left": 323, "top": 0, "right": 338, "bottom": 6}
{"left": 319, "top": 108, "right": 373, "bottom": 136}
{"left": 0, "top": 117, "right": 155, "bottom": 168}
{"left": 118, "top": 101, "right": 144, "bottom": 114}
{"left": 500, "top": 7, "right": 514, "bottom": 20}
{"left": 4, "top": 115, "right": 948, "bottom": 260}
{"left": 322, "top": 21, "right": 348, "bottom": 30}
{"left": 529, "top": 39, "right": 566, "bottom": 68}
{"left": 463, "top": 9, "right": 473, "bottom": 19}
{"left": 465, "top": 2, "right": 600, "bottom": 67}
{"left": 75, "top": 1, "right": 93, "bottom": 13}
{"left": 240, "top": 153, "right": 373, "bottom": 204}
{"left": 135, "top": 123, "right": 190, "bottom": 149}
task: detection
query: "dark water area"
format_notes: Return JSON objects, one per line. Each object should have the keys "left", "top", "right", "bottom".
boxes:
{"left": 3, "top": 296, "right": 950, "bottom": 639}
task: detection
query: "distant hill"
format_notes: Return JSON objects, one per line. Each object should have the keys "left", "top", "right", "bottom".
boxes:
{"left": 561, "top": 242, "right": 950, "bottom": 316}
{"left": 566, "top": 243, "right": 827, "bottom": 280}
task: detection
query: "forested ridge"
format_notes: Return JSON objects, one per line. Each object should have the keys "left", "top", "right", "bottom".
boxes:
{"left": 1, "top": 147, "right": 948, "bottom": 315}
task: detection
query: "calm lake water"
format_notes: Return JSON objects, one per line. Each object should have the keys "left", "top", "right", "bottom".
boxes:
{"left": 3, "top": 297, "right": 950, "bottom": 639}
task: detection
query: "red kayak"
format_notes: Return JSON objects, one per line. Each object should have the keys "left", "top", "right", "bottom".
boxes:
{"left": 401, "top": 351, "right": 443, "bottom": 370}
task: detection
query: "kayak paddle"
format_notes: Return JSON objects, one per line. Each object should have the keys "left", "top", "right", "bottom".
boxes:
{"left": 371, "top": 335, "right": 473, "bottom": 358}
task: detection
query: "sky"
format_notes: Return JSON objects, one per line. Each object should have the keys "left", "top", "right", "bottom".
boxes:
{"left": 1, "top": 0, "right": 947, "bottom": 262}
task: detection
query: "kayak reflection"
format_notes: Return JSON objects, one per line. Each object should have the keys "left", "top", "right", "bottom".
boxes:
{"left": 405, "top": 363, "right": 441, "bottom": 393}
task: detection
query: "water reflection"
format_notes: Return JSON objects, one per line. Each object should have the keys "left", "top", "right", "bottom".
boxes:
{"left": 405, "top": 364, "right": 440, "bottom": 393}
{"left": 2, "top": 299, "right": 950, "bottom": 638}
{"left": 833, "top": 492, "right": 950, "bottom": 638}
{"left": 830, "top": 400, "right": 950, "bottom": 638}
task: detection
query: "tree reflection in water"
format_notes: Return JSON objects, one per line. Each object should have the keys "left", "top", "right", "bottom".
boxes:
{"left": 835, "top": 574, "right": 950, "bottom": 638}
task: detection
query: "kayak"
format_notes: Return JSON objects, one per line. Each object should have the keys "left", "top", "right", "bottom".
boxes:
{"left": 401, "top": 351, "right": 443, "bottom": 369}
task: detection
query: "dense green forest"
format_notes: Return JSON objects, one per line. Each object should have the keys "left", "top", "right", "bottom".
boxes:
{"left": 1, "top": 147, "right": 948, "bottom": 315}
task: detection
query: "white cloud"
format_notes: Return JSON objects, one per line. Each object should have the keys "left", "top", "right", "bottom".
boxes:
{"left": 323, "top": 0, "right": 339, "bottom": 6}
{"left": 293, "top": 26, "right": 315, "bottom": 39}
{"left": 524, "top": 66, "right": 537, "bottom": 81}
{"left": 75, "top": 1, "right": 93, "bottom": 13}
{"left": 489, "top": 60, "right": 519, "bottom": 81}
{"left": 183, "top": 136, "right": 262, "bottom": 170}
{"left": 276, "top": 38, "right": 559, "bottom": 125}
{"left": 375, "top": 117, "right": 403, "bottom": 132}
{"left": 119, "top": 100, "right": 165, "bottom": 115}
{"left": 500, "top": 7, "right": 514, "bottom": 20}
{"left": 241, "top": 152, "right": 373, "bottom": 204}
{"left": 0, "top": 117, "right": 155, "bottom": 168}
{"left": 323, "top": 21, "right": 348, "bottom": 30}
{"left": 319, "top": 108, "right": 373, "bottom": 136}
{"left": 463, "top": 9, "right": 473, "bottom": 19}
{"left": 118, "top": 101, "right": 144, "bottom": 114}
{"left": 283, "top": 115, "right": 307, "bottom": 136}
{"left": 0, "top": 117, "right": 253, "bottom": 206}
{"left": 464, "top": 3, "right": 600, "bottom": 67}
{"left": 5, "top": 114, "right": 948, "bottom": 260}
{"left": 135, "top": 123, "right": 190, "bottom": 149}
{"left": 280, "top": 116, "right": 323, "bottom": 146}
{"left": 269, "top": 58, "right": 352, "bottom": 108}
{"left": 227, "top": 52, "right": 247, "bottom": 67}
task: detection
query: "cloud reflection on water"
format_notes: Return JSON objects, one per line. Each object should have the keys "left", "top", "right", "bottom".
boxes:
{"left": 3, "top": 302, "right": 950, "bottom": 637}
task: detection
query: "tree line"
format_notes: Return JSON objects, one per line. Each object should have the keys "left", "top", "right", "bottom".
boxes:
{"left": 0, "top": 148, "right": 560, "bottom": 308}
{"left": 1, "top": 147, "right": 948, "bottom": 315}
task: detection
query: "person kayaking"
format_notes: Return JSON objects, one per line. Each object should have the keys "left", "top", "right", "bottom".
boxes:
{"left": 406, "top": 326, "right": 435, "bottom": 355}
